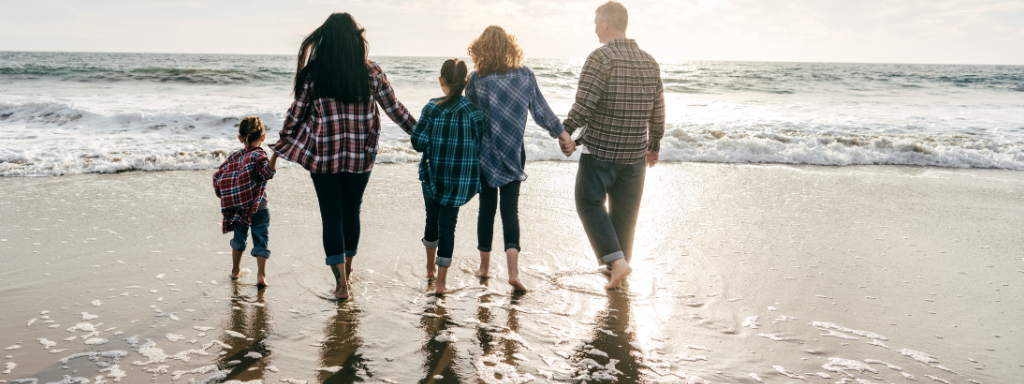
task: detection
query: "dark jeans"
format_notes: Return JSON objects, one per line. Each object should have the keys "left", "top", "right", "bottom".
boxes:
{"left": 574, "top": 154, "right": 646, "bottom": 268}
{"left": 477, "top": 172, "right": 521, "bottom": 253}
{"left": 422, "top": 182, "right": 460, "bottom": 267}
{"left": 477, "top": 145, "right": 525, "bottom": 253}
{"left": 310, "top": 171, "right": 371, "bottom": 266}
{"left": 230, "top": 209, "right": 270, "bottom": 258}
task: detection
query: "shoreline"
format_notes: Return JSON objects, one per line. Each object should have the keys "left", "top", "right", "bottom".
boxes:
{"left": 1, "top": 162, "right": 1022, "bottom": 383}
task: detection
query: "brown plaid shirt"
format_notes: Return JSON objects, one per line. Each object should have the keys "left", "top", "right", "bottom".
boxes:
{"left": 563, "top": 39, "right": 665, "bottom": 164}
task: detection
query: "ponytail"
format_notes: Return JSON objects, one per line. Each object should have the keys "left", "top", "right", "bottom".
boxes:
{"left": 440, "top": 58, "right": 468, "bottom": 107}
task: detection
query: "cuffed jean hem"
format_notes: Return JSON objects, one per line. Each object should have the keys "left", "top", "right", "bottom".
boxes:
{"left": 325, "top": 254, "right": 347, "bottom": 265}
{"left": 251, "top": 249, "right": 271, "bottom": 258}
{"left": 602, "top": 251, "right": 625, "bottom": 265}
{"left": 345, "top": 250, "right": 357, "bottom": 257}
{"left": 422, "top": 238, "right": 439, "bottom": 249}
{"left": 229, "top": 239, "right": 245, "bottom": 252}
{"left": 435, "top": 257, "right": 452, "bottom": 268}
{"left": 477, "top": 246, "right": 491, "bottom": 252}
{"left": 505, "top": 243, "right": 521, "bottom": 252}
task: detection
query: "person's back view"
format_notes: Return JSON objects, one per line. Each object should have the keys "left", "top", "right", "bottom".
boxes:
{"left": 563, "top": 1, "right": 666, "bottom": 289}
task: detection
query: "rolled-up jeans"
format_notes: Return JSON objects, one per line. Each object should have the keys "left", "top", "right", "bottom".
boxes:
{"left": 574, "top": 154, "right": 646, "bottom": 268}
{"left": 421, "top": 182, "right": 460, "bottom": 268}
{"left": 310, "top": 171, "right": 371, "bottom": 266}
{"left": 230, "top": 209, "right": 271, "bottom": 258}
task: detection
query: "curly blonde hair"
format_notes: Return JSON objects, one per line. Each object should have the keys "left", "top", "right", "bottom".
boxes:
{"left": 467, "top": 25, "right": 524, "bottom": 77}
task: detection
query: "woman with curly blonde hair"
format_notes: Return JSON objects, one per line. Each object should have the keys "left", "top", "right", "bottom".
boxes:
{"left": 465, "top": 25, "right": 575, "bottom": 292}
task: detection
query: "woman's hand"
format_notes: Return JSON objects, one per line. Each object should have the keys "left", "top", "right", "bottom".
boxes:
{"left": 558, "top": 131, "right": 576, "bottom": 157}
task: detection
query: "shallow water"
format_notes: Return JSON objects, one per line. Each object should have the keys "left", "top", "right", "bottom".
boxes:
{"left": 0, "top": 164, "right": 1022, "bottom": 383}
{"left": 2, "top": 53, "right": 1023, "bottom": 176}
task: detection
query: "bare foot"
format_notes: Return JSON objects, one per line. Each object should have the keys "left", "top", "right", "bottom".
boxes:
{"left": 599, "top": 267, "right": 611, "bottom": 276}
{"left": 508, "top": 276, "right": 528, "bottom": 292}
{"left": 425, "top": 247, "right": 437, "bottom": 279}
{"left": 476, "top": 251, "right": 491, "bottom": 277}
{"left": 256, "top": 273, "right": 267, "bottom": 288}
{"left": 230, "top": 267, "right": 241, "bottom": 280}
{"left": 334, "top": 285, "right": 350, "bottom": 300}
{"left": 435, "top": 266, "right": 448, "bottom": 295}
{"left": 605, "top": 259, "right": 632, "bottom": 290}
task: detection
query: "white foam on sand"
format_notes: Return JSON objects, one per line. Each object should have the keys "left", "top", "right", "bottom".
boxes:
{"left": 80, "top": 313, "right": 99, "bottom": 321}
{"left": 475, "top": 353, "right": 536, "bottom": 384}
{"left": 811, "top": 321, "right": 888, "bottom": 340}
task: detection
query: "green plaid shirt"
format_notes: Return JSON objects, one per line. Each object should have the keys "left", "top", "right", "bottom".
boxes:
{"left": 411, "top": 96, "right": 484, "bottom": 207}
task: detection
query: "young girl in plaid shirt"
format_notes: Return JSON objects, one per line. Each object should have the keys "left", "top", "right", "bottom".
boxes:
{"left": 213, "top": 116, "right": 278, "bottom": 288}
{"left": 412, "top": 59, "right": 484, "bottom": 295}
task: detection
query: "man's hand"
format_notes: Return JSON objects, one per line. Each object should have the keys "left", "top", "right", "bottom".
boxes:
{"left": 558, "top": 131, "right": 576, "bottom": 157}
{"left": 645, "top": 151, "right": 658, "bottom": 168}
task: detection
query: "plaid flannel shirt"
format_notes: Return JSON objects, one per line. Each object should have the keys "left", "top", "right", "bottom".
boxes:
{"left": 213, "top": 147, "right": 275, "bottom": 233}
{"left": 273, "top": 60, "right": 417, "bottom": 174}
{"left": 411, "top": 96, "right": 484, "bottom": 207}
{"left": 563, "top": 39, "right": 666, "bottom": 164}
{"left": 465, "top": 66, "right": 565, "bottom": 188}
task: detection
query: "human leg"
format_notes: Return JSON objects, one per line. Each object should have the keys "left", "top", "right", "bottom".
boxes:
{"left": 339, "top": 172, "right": 371, "bottom": 280}
{"left": 229, "top": 221, "right": 250, "bottom": 279}
{"left": 574, "top": 154, "right": 631, "bottom": 289}
{"left": 607, "top": 160, "right": 646, "bottom": 264}
{"left": 497, "top": 180, "right": 525, "bottom": 290}
{"left": 434, "top": 204, "right": 460, "bottom": 295}
{"left": 310, "top": 172, "right": 351, "bottom": 299}
{"left": 476, "top": 172, "right": 498, "bottom": 277}
{"left": 422, "top": 182, "right": 441, "bottom": 279}
{"left": 249, "top": 210, "right": 271, "bottom": 287}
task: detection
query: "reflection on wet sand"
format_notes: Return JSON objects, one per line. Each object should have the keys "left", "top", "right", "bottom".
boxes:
{"left": 420, "top": 283, "right": 462, "bottom": 383}
{"left": 217, "top": 283, "right": 273, "bottom": 382}
{"left": 317, "top": 302, "right": 369, "bottom": 383}
{"left": 473, "top": 282, "right": 534, "bottom": 384}
{"left": 569, "top": 289, "right": 641, "bottom": 382}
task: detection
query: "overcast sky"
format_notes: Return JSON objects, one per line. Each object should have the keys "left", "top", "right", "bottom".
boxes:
{"left": 1, "top": 0, "right": 1022, "bottom": 64}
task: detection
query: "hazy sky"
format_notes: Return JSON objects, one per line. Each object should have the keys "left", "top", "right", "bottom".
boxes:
{"left": 1, "top": 0, "right": 1022, "bottom": 64}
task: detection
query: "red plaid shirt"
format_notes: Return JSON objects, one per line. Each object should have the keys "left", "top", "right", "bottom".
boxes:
{"left": 273, "top": 60, "right": 417, "bottom": 174}
{"left": 213, "top": 147, "right": 274, "bottom": 233}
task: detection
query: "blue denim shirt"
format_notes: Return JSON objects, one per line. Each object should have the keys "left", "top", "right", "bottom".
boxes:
{"left": 466, "top": 66, "right": 565, "bottom": 188}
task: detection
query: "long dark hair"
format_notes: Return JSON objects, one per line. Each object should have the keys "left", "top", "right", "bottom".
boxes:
{"left": 440, "top": 58, "right": 468, "bottom": 107}
{"left": 294, "top": 13, "right": 370, "bottom": 102}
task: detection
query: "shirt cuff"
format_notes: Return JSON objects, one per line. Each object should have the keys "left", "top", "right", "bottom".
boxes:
{"left": 647, "top": 139, "right": 661, "bottom": 153}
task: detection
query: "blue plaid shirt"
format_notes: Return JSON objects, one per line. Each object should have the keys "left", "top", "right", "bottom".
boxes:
{"left": 411, "top": 96, "right": 484, "bottom": 207}
{"left": 466, "top": 66, "right": 565, "bottom": 188}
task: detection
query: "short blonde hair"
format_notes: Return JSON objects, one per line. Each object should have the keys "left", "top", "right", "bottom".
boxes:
{"left": 596, "top": 1, "right": 628, "bottom": 31}
{"left": 467, "top": 25, "right": 524, "bottom": 78}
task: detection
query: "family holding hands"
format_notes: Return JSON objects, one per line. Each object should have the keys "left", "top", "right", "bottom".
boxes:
{"left": 213, "top": 1, "right": 665, "bottom": 299}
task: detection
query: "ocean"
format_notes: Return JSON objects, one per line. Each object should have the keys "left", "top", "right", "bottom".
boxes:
{"left": 1, "top": 51, "right": 1022, "bottom": 176}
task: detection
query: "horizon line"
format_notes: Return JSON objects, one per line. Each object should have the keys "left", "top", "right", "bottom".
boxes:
{"left": 1, "top": 49, "right": 1023, "bottom": 67}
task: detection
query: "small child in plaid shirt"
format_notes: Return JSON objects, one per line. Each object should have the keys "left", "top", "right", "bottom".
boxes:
{"left": 213, "top": 116, "right": 278, "bottom": 287}
{"left": 411, "top": 59, "right": 484, "bottom": 295}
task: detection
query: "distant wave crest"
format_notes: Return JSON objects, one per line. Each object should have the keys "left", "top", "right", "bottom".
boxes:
{"left": 0, "top": 64, "right": 290, "bottom": 84}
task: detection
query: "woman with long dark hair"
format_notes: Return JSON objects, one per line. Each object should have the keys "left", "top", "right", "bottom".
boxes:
{"left": 465, "top": 26, "right": 574, "bottom": 292}
{"left": 273, "top": 13, "right": 417, "bottom": 300}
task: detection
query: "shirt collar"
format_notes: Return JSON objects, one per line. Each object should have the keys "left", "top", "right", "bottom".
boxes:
{"left": 606, "top": 38, "right": 637, "bottom": 48}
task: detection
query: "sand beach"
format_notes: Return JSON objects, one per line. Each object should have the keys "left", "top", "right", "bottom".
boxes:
{"left": 1, "top": 162, "right": 1022, "bottom": 383}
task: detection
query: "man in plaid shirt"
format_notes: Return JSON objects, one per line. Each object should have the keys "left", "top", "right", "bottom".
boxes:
{"left": 563, "top": 1, "right": 666, "bottom": 290}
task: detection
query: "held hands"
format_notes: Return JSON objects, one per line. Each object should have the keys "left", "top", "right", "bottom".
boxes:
{"left": 558, "top": 131, "right": 576, "bottom": 157}
{"left": 646, "top": 151, "right": 658, "bottom": 168}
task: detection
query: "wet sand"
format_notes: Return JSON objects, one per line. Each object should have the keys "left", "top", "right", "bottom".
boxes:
{"left": 1, "top": 163, "right": 1022, "bottom": 384}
